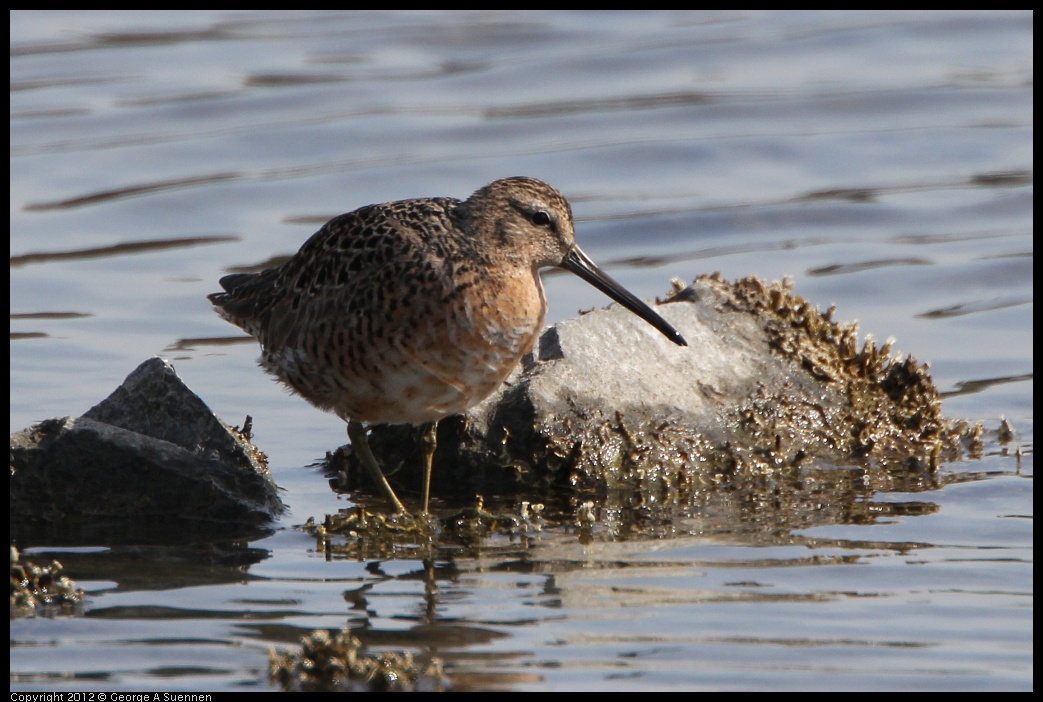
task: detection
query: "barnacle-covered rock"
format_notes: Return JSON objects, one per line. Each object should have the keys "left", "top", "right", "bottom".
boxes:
{"left": 345, "top": 275, "right": 978, "bottom": 507}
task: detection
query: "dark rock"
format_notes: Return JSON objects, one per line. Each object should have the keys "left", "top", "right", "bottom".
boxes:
{"left": 10, "top": 358, "right": 283, "bottom": 537}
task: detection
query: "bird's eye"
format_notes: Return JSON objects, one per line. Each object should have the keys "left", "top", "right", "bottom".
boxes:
{"left": 530, "top": 210, "right": 552, "bottom": 227}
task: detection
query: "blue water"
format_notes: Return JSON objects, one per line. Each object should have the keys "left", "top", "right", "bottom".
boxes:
{"left": 11, "top": 11, "right": 1031, "bottom": 691}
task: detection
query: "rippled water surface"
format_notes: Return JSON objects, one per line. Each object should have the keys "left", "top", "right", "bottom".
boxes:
{"left": 10, "top": 10, "right": 1031, "bottom": 691}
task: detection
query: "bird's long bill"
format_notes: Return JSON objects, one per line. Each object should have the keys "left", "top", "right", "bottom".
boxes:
{"left": 562, "top": 246, "right": 687, "bottom": 347}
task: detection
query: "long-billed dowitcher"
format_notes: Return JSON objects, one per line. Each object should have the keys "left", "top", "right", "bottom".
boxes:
{"left": 209, "top": 177, "right": 687, "bottom": 514}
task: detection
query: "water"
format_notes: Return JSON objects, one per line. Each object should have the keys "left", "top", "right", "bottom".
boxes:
{"left": 10, "top": 10, "right": 1032, "bottom": 691}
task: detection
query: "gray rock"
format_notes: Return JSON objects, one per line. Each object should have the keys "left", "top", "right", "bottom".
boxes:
{"left": 10, "top": 358, "right": 283, "bottom": 535}
{"left": 344, "top": 274, "right": 975, "bottom": 502}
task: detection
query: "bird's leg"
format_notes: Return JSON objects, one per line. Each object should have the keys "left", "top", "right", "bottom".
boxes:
{"left": 419, "top": 421, "right": 438, "bottom": 514}
{"left": 347, "top": 421, "right": 409, "bottom": 515}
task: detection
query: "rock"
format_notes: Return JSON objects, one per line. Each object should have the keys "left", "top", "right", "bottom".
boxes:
{"left": 10, "top": 358, "right": 283, "bottom": 538}
{"left": 340, "top": 274, "right": 976, "bottom": 502}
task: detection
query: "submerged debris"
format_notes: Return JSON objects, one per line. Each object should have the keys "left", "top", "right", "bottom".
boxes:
{"left": 10, "top": 545, "right": 83, "bottom": 618}
{"left": 303, "top": 497, "right": 548, "bottom": 560}
{"left": 269, "top": 628, "right": 448, "bottom": 692}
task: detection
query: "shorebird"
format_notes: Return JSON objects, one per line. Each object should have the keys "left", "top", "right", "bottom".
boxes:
{"left": 209, "top": 177, "right": 686, "bottom": 514}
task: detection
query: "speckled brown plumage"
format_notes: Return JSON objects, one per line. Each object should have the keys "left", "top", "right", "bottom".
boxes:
{"left": 209, "top": 177, "right": 686, "bottom": 514}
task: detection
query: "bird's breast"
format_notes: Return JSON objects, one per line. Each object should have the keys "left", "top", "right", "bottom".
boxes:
{"left": 289, "top": 266, "right": 546, "bottom": 426}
